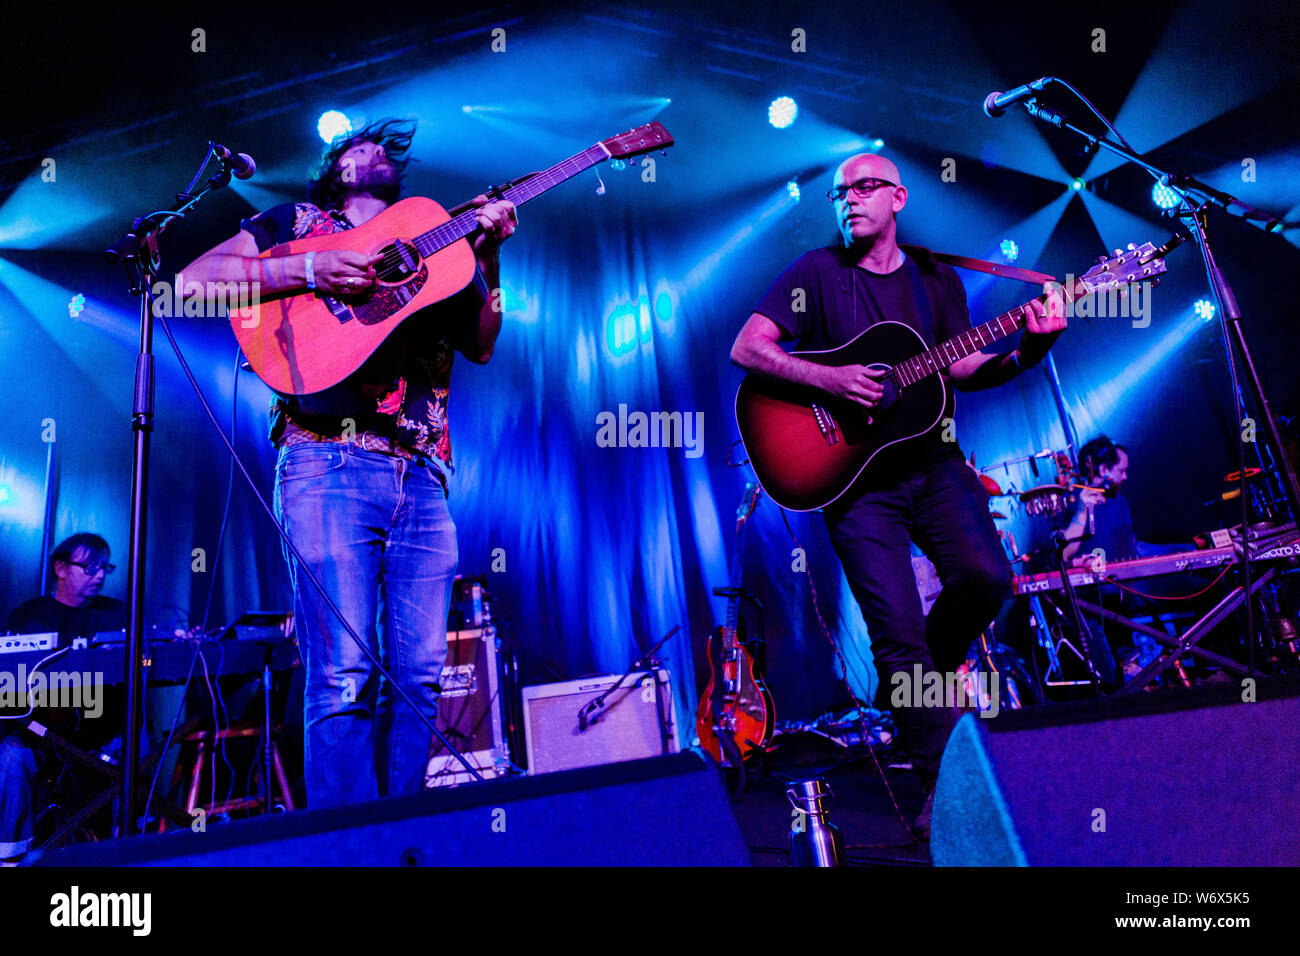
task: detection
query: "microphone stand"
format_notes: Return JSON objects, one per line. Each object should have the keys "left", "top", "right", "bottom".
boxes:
{"left": 577, "top": 625, "right": 680, "bottom": 736}
{"left": 104, "top": 145, "right": 244, "bottom": 837}
{"left": 1016, "top": 95, "right": 1297, "bottom": 678}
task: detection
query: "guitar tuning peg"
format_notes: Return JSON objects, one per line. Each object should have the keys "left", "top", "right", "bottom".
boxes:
{"left": 1113, "top": 248, "right": 1123, "bottom": 257}
{"left": 1097, "top": 255, "right": 1107, "bottom": 264}
{"left": 1127, "top": 242, "right": 1136, "bottom": 250}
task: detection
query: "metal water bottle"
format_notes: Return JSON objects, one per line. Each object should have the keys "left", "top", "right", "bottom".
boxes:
{"left": 788, "top": 778, "right": 844, "bottom": 867}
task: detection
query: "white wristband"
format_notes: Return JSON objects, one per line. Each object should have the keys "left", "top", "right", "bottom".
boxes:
{"left": 304, "top": 251, "right": 316, "bottom": 291}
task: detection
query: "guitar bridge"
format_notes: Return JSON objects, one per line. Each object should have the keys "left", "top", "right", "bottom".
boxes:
{"left": 810, "top": 402, "right": 840, "bottom": 446}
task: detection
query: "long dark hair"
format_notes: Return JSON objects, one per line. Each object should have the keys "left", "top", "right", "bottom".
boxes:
{"left": 307, "top": 118, "right": 417, "bottom": 210}
{"left": 1079, "top": 435, "right": 1126, "bottom": 483}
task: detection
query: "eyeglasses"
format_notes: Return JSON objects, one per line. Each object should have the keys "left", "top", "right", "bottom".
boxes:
{"left": 67, "top": 560, "right": 116, "bottom": 576}
{"left": 827, "top": 178, "right": 897, "bottom": 202}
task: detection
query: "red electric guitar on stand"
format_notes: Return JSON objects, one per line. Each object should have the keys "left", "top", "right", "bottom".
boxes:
{"left": 696, "top": 481, "right": 775, "bottom": 776}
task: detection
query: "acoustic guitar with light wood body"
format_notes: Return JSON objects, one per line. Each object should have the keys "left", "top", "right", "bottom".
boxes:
{"left": 233, "top": 122, "right": 674, "bottom": 394}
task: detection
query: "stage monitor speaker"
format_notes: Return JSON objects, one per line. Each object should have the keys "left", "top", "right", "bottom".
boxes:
{"left": 522, "top": 670, "right": 678, "bottom": 775}
{"left": 35, "top": 750, "right": 748, "bottom": 866}
{"left": 932, "top": 679, "right": 1300, "bottom": 865}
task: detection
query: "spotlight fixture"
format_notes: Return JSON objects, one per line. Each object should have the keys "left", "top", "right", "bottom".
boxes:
{"left": 768, "top": 97, "right": 798, "bottom": 129}
{"left": 1152, "top": 181, "right": 1181, "bottom": 210}
{"left": 317, "top": 110, "right": 352, "bottom": 144}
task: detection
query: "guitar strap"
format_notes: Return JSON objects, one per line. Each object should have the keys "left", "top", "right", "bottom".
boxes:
{"left": 928, "top": 251, "right": 1058, "bottom": 286}
{"left": 901, "top": 246, "right": 1061, "bottom": 347}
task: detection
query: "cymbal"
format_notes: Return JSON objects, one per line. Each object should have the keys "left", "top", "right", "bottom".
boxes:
{"left": 1018, "top": 483, "right": 1067, "bottom": 501}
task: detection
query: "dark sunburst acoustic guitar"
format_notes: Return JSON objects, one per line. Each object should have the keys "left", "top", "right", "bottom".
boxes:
{"left": 234, "top": 122, "right": 673, "bottom": 395}
{"left": 735, "top": 238, "right": 1182, "bottom": 511}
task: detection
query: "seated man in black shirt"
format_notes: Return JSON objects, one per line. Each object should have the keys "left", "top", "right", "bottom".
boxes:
{"left": 3, "top": 533, "right": 126, "bottom": 862}
{"left": 7, "top": 533, "right": 126, "bottom": 646}
{"left": 731, "top": 153, "right": 1066, "bottom": 839}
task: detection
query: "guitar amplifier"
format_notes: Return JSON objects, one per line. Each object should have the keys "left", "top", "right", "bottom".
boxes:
{"left": 522, "top": 670, "right": 678, "bottom": 775}
{"left": 425, "top": 627, "right": 508, "bottom": 787}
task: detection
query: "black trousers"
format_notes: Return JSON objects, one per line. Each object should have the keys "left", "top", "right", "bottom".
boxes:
{"left": 824, "top": 453, "right": 1011, "bottom": 783}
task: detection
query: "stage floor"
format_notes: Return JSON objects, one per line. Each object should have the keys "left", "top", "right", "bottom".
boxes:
{"left": 726, "top": 732, "right": 933, "bottom": 867}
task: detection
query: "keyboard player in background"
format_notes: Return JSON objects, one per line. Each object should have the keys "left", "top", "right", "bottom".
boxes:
{"left": 1058, "top": 436, "right": 1186, "bottom": 686}
{"left": 3, "top": 534, "right": 131, "bottom": 861}
{"left": 1062, "top": 435, "right": 1182, "bottom": 567}
{"left": 6, "top": 533, "right": 127, "bottom": 645}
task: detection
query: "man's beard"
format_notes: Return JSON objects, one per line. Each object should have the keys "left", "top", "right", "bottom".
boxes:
{"left": 343, "top": 163, "right": 400, "bottom": 204}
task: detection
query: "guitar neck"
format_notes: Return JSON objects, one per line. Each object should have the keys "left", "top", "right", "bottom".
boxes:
{"left": 890, "top": 278, "right": 1085, "bottom": 388}
{"left": 722, "top": 508, "right": 758, "bottom": 639}
{"left": 411, "top": 142, "right": 610, "bottom": 257}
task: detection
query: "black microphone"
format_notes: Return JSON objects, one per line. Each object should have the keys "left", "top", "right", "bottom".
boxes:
{"left": 983, "top": 77, "right": 1055, "bottom": 118}
{"left": 213, "top": 144, "right": 257, "bottom": 180}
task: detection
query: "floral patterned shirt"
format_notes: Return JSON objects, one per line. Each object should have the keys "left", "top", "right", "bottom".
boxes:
{"left": 239, "top": 202, "right": 486, "bottom": 475}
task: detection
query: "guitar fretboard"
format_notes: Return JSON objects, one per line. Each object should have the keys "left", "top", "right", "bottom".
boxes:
{"left": 887, "top": 279, "right": 1086, "bottom": 388}
{"left": 412, "top": 143, "right": 610, "bottom": 257}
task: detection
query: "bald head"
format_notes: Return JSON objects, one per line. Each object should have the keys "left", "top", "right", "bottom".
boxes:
{"left": 834, "top": 153, "right": 902, "bottom": 188}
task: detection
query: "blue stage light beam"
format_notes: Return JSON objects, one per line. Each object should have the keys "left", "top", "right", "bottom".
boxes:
{"left": 0, "top": 258, "right": 134, "bottom": 412}
{"left": 1078, "top": 191, "right": 1173, "bottom": 259}
{"left": 957, "top": 190, "right": 1073, "bottom": 313}
{"left": 0, "top": 175, "right": 112, "bottom": 251}
{"left": 676, "top": 183, "right": 803, "bottom": 296}
{"left": 1196, "top": 150, "right": 1300, "bottom": 216}
{"left": 0, "top": 461, "right": 46, "bottom": 531}
{"left": 1079, "top": 307, "right": 1203, "bottom": 425}
{"left": 227, "top": 179, "right": 302, "bottom": 215}
{"left": 1083, "top": 0, "right": 1299, "bottom": 181}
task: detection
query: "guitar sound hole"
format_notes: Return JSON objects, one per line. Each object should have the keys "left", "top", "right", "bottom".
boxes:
{"left": 877, "top": 373, "right": 899, "bottom": 411}
{"left": 374, "top": 241, "right": 421, "bottom": 283}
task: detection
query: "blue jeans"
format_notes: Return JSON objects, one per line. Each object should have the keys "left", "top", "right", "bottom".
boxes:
{"left": 0, "top": 733, "right": 38, "bottom": 859}
{"left": 273, "top": 443, "right": 457, "bottom": 808}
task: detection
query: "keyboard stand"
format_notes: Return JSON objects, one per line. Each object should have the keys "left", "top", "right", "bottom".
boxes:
{"left": 1113, "top": 567, "right": 1276, "bottom": 693}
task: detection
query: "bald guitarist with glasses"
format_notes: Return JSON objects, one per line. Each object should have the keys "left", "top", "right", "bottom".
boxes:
{"left": 730, "top": 153, "right": 1066, "bottom": 839}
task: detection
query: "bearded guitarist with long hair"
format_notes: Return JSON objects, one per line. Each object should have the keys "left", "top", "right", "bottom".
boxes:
{"left": 180, "top": 119, "right": 517, "bottom": 808}
{"left": 730, "top": 153, "right": 1067, "bottom": 839}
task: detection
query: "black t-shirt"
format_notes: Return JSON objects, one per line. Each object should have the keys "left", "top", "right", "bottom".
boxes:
{"left": 5, "top": 596, "right": 127, "bottom": 648}
{"left": 753, "top": 243, "right": 973, "bottom": 465}
{"left": 755, "top": 244, "right": 971, "bottom": 350}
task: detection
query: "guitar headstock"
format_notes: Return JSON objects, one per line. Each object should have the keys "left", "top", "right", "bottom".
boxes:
{"left": 1073, "top": 235, "right": 1185, "bottom": 298}
{"left": 602, "top": 121, "right": 674, "bottom": 159}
